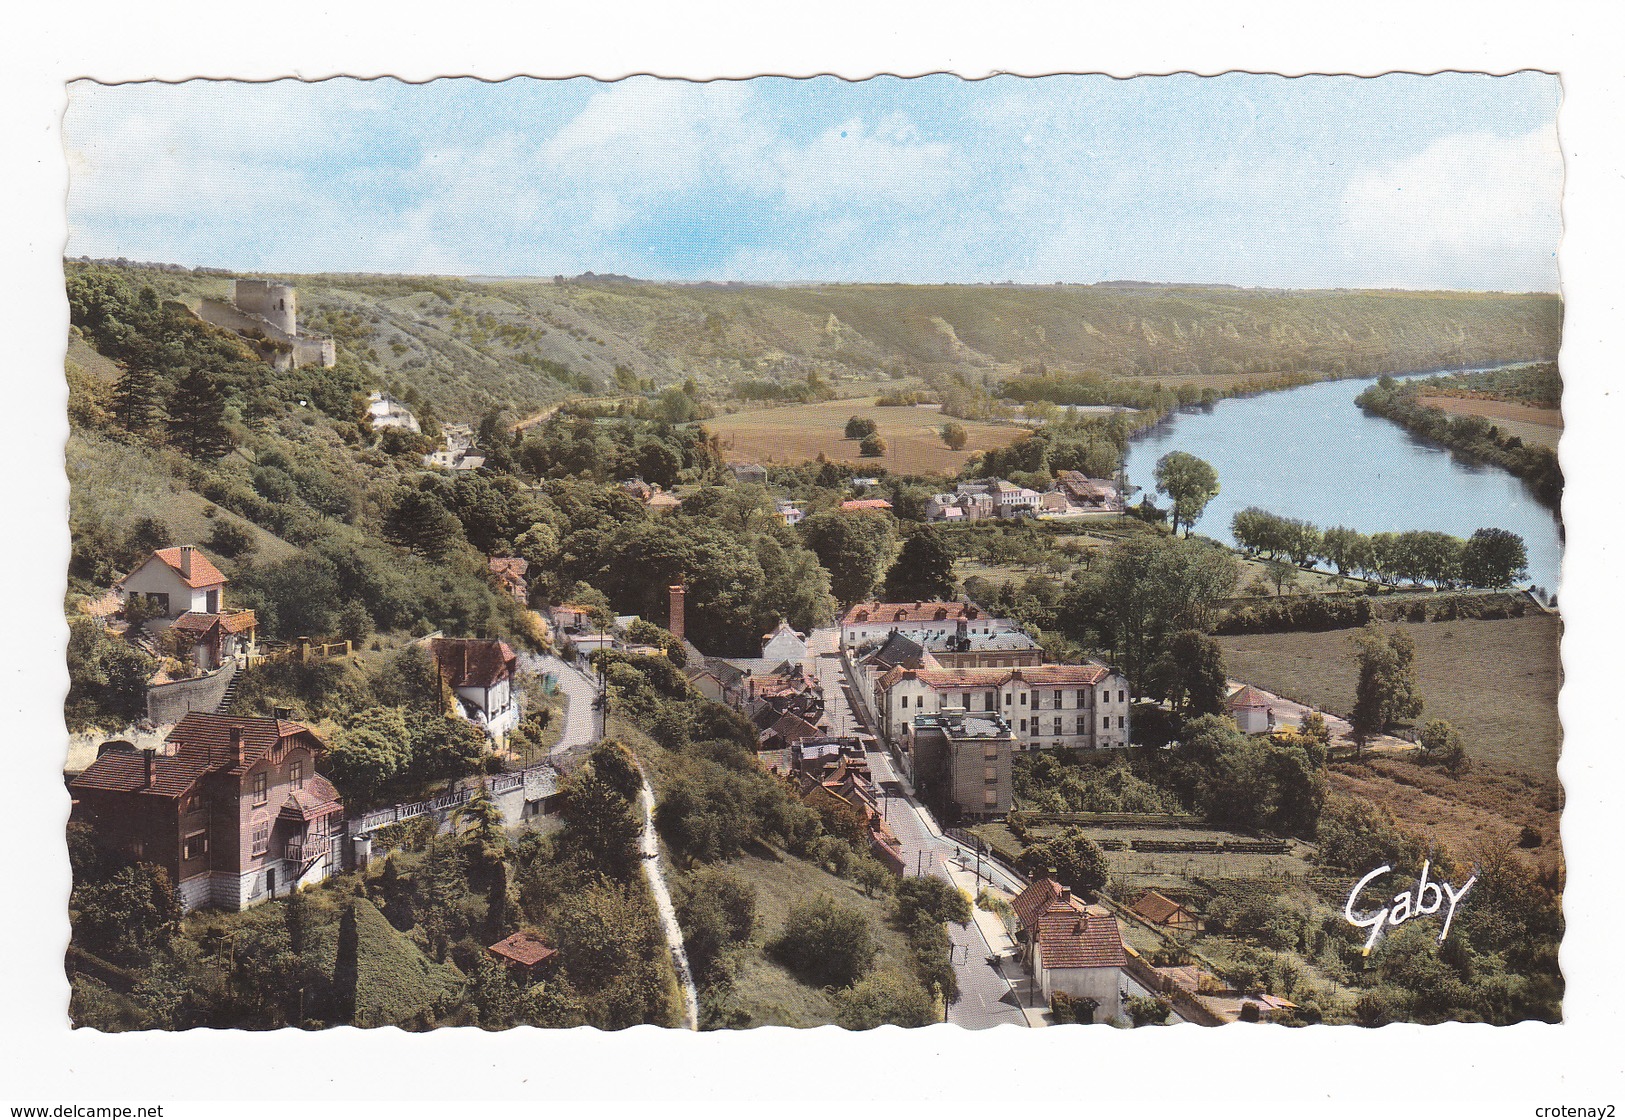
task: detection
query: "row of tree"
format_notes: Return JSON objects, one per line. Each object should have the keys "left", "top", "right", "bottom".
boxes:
{"left": 1231, "top": 507, "right": 1530, "bottom": 589}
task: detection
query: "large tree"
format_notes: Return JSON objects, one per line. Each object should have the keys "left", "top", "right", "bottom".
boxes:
{"left": 1350, "top": 623, "right": 1424, "bottom": 749}
{"left": 1461, "top": 528, "right": 1529, "bottom": 589}
{"left": 1154, "top": 451, "right": 1220, "bottom": 537}
{"left": 800, "top": 508, "right": 899, "bottom": 605}
{"left": 111, "top": 362, "right": 165, "bottom": 437}
{"left": 1017, "top": 828, "right": 1110, "bottom": 900}
{"left": 1059, "top": 535, "right": 1238, "bottom": 691}
{"left": 383, "top": 487, "right": 465, "bottom": 559}
{"left": 881, "top": 525, "right": 957, "bottom": 602}
{"left": 1146, "top": 629, "right": 1229, "bottom": 718}
{"left": 166, "top": 367, "right": 234, "bottom": 459}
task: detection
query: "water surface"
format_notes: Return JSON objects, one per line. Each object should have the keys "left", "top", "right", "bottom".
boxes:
{"left": 1122, "top": 375, "right": 1563, "bottom": 594}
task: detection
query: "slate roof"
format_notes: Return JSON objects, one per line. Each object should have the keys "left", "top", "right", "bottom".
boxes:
{"left": 863, "top": 632, "right": 935, "bottom": 673}
{"left": 876, "top": 662, "right": 1117, "bottom": 693}
{"left": 431, "top": 637, "right": 518, "bottom": 689}
{"left": 762, "top": 712, "right": 823, "bottom": 746}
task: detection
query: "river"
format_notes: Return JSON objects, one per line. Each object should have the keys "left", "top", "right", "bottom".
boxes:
{"left": 1122, "top": 374, "right": 1563, "bottom": 595}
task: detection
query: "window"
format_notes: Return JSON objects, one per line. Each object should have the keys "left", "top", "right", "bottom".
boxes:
{"left": 962, "top": 693, "right": 971, "bottom": 710}
{"left": 1076, "top": 689, "right": 1087, "bottom": 707}
{"left": 286, "top": 836, "right": 304, "bottom": 863}
{"left": 1019, "top": 719, "right": 1027, "bottom": 732}
{"left": 1076, "top": 716, "right": 1087, "bottom": 734}
{"left": 290, "top": 760, "right": 304, "bottom": 789}
{"left": 1119, "top": 690, "right": 1126, "bottom": 704}
{"left": 251, "top": 821, "right": 269, "bottom": 857}
{"left": 984, "top": 745, "right": 999, "bottom": 760}
{"left": 1103, "top": 715, "right": 1111, "bottom": 729}
{"left": 985, "top": 767, "right": 998, "bottom": 782}
{"left": 1101, "top": 689, "right": 1109, "bottom": 704}
{"left": 183, "top": 831, "right": 208, "bottom": 860}
{"left": 1119, "top": 716, "right": 1126, "bottom": 729}
{"left": 252, "top": 772, "right": 267, "bottom": 804}
{"left": 1019, "top": 692, "right": 1028, "bottom": 706}
{"left": 984, "top": 789, "right": 999, "bottom": 807}
{"left": 1004, "top": 693, "right": 1012, "bottom": 706}
{"left": 985, "top": 691, "right": 996, "bottom": 711}
{"left": 1053, "top": 690, "right": 1062, "bottom": 708}
{"left": 1053, "top": 717, "right": 1062, "bottom": 735}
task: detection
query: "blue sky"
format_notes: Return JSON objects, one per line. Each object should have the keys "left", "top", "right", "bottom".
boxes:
{"left": 65, "top": 73, "right": 1562, "bottom": 290}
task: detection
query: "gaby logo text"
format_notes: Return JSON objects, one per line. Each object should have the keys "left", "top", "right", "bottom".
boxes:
{"left": 1343, "top": 860, "right": 1475, "bottom": 954}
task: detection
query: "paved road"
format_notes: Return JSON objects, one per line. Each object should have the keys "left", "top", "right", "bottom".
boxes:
{"left": 521, "top": 653, "right": 599, "bottom": 766}
{"left": 808, "top": 628, "right": 1027, "bottom": 1028}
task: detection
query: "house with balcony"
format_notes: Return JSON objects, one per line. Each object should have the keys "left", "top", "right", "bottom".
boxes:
{"left": 68, "top": 712, "right": 343, "bottom": 912}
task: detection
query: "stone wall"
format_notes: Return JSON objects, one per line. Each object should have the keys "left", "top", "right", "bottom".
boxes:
{"left": 146, "top": 661, "right": 235, "bottom": 726}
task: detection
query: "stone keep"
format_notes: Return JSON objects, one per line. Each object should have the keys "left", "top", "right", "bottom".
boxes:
{"left": 232, "top": 279, "right": 298, "bottom": 336}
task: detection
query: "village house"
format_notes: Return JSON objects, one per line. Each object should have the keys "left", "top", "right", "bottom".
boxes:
{"left": 788, "top": 745, "right": 906, "bottom": 875}
{"left": 840, "top": 497, "right": 893, "bottom": 512}
{"left": 488, "top": 556, "right": 529, "bottom": 606}
{"left": 1129, "top": 890, "right": 1204, "bottom": 932}
{"left": 729, "top": 463, "right": 768, "bottom": 485}
{"left": 760, "top": 619, "right": 809, "bottom": 662}
{"left": 839, "top": 599, "right": 1021, "bottom": 650}
{"left": 431, "top": 637, "right": 520, "bottom": 740}
{"left": 117, "top": 546, "right": 257, "bottom": 671}
{"left": 925, "top": 479, "right": 1041, "bottom": 522}
{"left": 685, "top": 657, "right": 750, "bottom": 707}
{"left": 901, "top": 710, "right": 1016, "bottom": 818}
{"left": 1225, "top": 684, "right": 1276, "bottom": 735}
{"left": 366, "top": 391, "right": 420, "bottom": 432}
{"left": 772, "top": 499, "right": 805, "bottom": 526}
{"left": 68, "top": 712, "right": 343, "bottom": 912}
{"left": 1011, "top": 876, "right": 1128, "bottom": 1021}
{"left": 875, "top": 662, "right": 1133, "bottom": 751}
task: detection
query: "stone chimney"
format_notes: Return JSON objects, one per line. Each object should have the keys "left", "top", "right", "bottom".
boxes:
{"left": 668, "top": 584, "right": 686, "bottom": 644}
{"left": 178, "top": 545, "right": 194, "bottom": 579}
{"left": 142, "top": 748, "right": 156, "bottom": 789}
{"left": 231, "top": 727, "right": 247, "bottom": 767}
{"left": 1060, "top": 886, "right": 1072, "bottom": 905}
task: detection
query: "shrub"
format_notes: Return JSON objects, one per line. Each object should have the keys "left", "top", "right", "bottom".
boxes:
{"left": 836, "top": 970, "right": 935, "bottom": 1029}
{"left": 858, "top": 434, "right": 887, "bottom": 458}
{"left": 768, "top": 894, "right": 877, "bottom": 989}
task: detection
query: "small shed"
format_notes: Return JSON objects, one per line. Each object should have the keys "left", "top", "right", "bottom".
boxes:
{"left": 487, "top": 930, "right": 558, "bottom": 980}
{"left": 1225, "top": 685, "right": 1276, "bottom": 735}
{"left": 1129, "top": 889, "right": 1203, "bottom": 932}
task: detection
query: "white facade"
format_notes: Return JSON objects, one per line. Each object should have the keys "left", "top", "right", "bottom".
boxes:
{"left": 841, "top": 612, "right": 1019, "bottom": 650}
{"left": 455, "top": 678, "right": 519, "bottom": 739}
{"left": 878, "top": 667, "right": 1132, "bottom": 751}
{"left": 1038, "top": 960, "right": 1124, "bottom": 1022}
{"left": 119, "top": 554, "right": 221, "bottom": 618}
{"left": 761, "top": 621, "right": 808, "bottom": 662}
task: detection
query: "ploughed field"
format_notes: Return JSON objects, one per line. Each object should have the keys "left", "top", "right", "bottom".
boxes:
{"left": 1215, "top": 613, "right": 1563, "bottom": 780}
{"left": 705, "top": 396, "right": 1026, "bottom": 475}
{"left": 1417, "top": 395, "right": 1563, "bottom": 451}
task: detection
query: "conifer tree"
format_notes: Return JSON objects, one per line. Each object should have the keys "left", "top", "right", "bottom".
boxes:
{"left": 111, "top": 362, "right": 164, "bottom": 436}
{"left": 333, "top": 901, "right": 359, "bottom": 1025}
{"left": 166, "top": 367, "right": 234, "bottom": 458}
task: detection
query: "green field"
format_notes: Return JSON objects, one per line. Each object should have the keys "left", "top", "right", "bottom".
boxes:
{"left": 1216, "top": 613, "right": 1563, "bottom": 780}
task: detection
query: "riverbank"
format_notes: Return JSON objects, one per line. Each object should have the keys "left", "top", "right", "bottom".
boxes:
{"left": 1354, "top": 369, "right": 1562, "bottom": 511}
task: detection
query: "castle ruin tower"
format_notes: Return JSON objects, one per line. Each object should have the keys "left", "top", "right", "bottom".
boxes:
{"left": 233, "top": 279, "right": 298, "bottom": 337}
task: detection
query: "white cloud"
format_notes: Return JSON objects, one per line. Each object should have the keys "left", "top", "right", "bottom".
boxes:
{"left": 1338, "top": 129, "right": 1563, "bottom": 290}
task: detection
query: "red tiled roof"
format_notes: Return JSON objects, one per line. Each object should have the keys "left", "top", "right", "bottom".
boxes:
{"left": 841, "top": 600, "right": 984, "bottom": 626}
{"left": 1226, "top": 685, "right": 1273, "bottom": 711}
{"left": 432, "top": 637, "right": 517, "bottom": 689}
{"left": 1036, "top": 909, "right": 1127, "bottom": 971}
{"left": 68, "top": 713, "right": 318, "bottom": 797}
{"left": 1130, "top": 890, "right": 1193, "bottom": 925}
{"left": 488, "top": 930, "right": 557, "bottom": 968}
{"left": 151, "top": 547, "right": 227, "bottom": 589}
{"left": 169, "top": 609, "right": 257, "bottom": 636}
{"left": 765, "top": 712, "right": 823, "bottom": 745}
{"left": 1011, "top": 876, "right": 1127, "bottom": 971}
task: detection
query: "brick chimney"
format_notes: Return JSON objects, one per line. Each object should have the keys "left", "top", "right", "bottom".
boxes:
{"left": 142, "top": 748, "right": 156, "bottom": 789}
{"left": 1060, "top": 886, "right": 1072, "bottom": 905}
{"left": 668, "top": 584, "right": 686, "bottom": 644}
{"left": 231, "top": 727, "right": 246, "bottom": 767}
{"left": 178, "top": 545, "right": 194, "bottom": 579}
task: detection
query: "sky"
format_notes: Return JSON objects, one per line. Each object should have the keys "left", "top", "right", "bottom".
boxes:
{"left": 64, "top": 72, "right": 1562, "bottom": 290}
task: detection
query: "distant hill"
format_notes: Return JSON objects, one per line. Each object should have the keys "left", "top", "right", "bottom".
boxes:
{"left": 71, "top": 262, "right": 1562, "bottom": 423}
